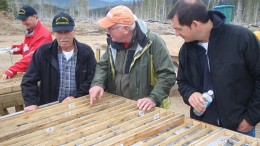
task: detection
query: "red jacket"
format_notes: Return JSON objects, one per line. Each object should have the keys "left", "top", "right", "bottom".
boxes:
{"left": 5, "top": 20, "right": 52, "bottom": 78}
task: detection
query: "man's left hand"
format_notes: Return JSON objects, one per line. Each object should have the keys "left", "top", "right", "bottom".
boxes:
{"left": 237, "top": 119, "right": 253, "bottom": 132}
{"left": 137, "top": 97, "right": 156, "bottom": 111}
{"left": 62, "top": 96, "right": 75, "bottom": 103}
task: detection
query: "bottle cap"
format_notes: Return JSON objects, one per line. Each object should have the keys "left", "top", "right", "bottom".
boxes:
{"left": 208, "top": 90, "right": 213, "bottom": 96}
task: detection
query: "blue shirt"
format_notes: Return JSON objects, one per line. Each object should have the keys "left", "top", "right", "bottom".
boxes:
{"left": 57, "top": 47, "right": 77, "bottom": 102}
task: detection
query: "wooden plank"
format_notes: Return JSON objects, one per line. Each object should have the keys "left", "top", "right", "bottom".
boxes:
{"left": 0, "top": 72, "right": 23, "bottom": 116}
{"left": 94, "top": 43, "right": 107, "bottom": 62}
{"left": 0, "top": 93, "right": 119, "bottom": 141}
{"left": 193, "top": 129, "right": 260, "bottom": 146}
{"left": 38, "top": 106, "right": 145, "bottom": 145}
{"left": 0, "top": 91, "right": 23, "bottom": 116}
{"left": 0, "top": 73, "right": 23, "bottom": 95}
{"left": 0, "top": 91, "right": 23, "bottom": 108}
{"left": 80, "top": 110, "right": 176, "bottom": 146}
{"left": 97, "top": 115, "right": 183, "bottom": 146}
{"left": 4, "top": 102, "right": 137, "bottom": 146}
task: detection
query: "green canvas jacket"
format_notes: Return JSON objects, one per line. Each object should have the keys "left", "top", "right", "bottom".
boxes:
{"left": 91, "top": 19, "right": 176, "bottom": 107}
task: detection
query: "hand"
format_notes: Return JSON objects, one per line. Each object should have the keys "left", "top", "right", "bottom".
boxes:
{"left": 11, "top": 45, "right": 19, "bottom": 49}
{"left": 1, "top": 74, "right": 10, "bottom": 81}
{"left": 9, "top": 45, "right": 20, "bottom": 54}
{"left": 62, "top": 96, "right": 75, "bottom": 103}
{"left": 137, "top": 97, "right": 156, "bottom": 111}
{"left": 24, "top": 105, "right": 38, "bottom": 112}
{"left": 237, "top": 119, "right": 253, "bottom": 133}
{"left": 188, "top": 92, "right": 206, "bottom": 113}
{"left": 89, "top": 86, "right": 104, "bottom": 106}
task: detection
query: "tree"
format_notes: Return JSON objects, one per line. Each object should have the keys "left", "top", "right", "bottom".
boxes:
{"left": 253, "top": 0, "right": 259, "bottom": 25}
{"left": 244, "top": 0, "right": 254, "bottom": 24}
{"left": 234, "top": 0, "right": 243, "bottom": 25}
{"left": 78, "top": 0, "right": 88, "bottom": 21}
{"left": 69, "top": 0, "right": 75, "bottom": 18}
{"left": 0, "top": 0, "right": 9, "bottom": 11}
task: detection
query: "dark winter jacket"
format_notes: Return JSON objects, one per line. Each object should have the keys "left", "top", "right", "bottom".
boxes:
{"left": 177, "top": 11, "right": 260, "bottom": 130}
{"left": 21, "top": 39, "right": 97, "bottom": 106}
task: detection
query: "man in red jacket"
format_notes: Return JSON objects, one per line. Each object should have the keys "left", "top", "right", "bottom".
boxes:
{"left": 1, "top": 6, "right": 52, "bottom": 80}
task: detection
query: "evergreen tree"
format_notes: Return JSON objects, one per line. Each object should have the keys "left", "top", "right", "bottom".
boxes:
{"left": 0, "top": 0, "right": 9, "bottom": 12}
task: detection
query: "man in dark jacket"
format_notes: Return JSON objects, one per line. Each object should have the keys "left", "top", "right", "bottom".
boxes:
{"left": 21, "top": 12, "right": 96, "bottom": 112}
{"left": 167, "top": 0, "right": 260, "bottom": 137}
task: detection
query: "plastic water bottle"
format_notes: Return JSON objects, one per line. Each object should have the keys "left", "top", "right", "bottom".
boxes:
{"left": 193, "top": 90, "right": 214, "bottom": 116}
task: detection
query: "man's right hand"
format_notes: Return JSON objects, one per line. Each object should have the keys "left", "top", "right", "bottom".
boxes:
{"left": 89, "top": 86, "right": 104, "bottom": 106}
{"left": 1, "top": 74, "right": 10, "bottom": 81}
{"left": 188, "top": 92, "right": 206, "bottom": 113}
{"left": 8, "top": 45, "right": 20, "bottom": 54}
{"left": 24, "top": 105, "right": 38, "bottom": 112}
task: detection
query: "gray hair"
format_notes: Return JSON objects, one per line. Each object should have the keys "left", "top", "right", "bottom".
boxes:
{"left": 117, "top": 22, "right": 136, "bottom": 30}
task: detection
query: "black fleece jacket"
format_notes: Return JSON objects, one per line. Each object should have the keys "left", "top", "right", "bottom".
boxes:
{"left": 21, "top": 39, "right": 96, "bottom": 106}
{"left": 177, "top": 11, "right": 260, "bottom": 130}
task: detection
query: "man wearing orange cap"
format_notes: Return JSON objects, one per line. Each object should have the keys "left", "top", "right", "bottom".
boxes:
{"left": 89, "top": 5, "right": 176, "bottom": 111}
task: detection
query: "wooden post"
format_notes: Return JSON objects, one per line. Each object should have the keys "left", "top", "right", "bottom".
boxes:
{"left": 94, "top": 43, "right": 107, "bottom": 62}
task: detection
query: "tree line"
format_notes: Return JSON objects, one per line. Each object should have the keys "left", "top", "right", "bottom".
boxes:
{"left": 0, "top": 0, "right": 259, "bottom": 26}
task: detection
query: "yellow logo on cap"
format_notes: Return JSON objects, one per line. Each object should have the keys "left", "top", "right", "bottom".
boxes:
{"left": 55, "top": 16, "right": 69, "bottom": 25}
{"left": 19, "top": 9, "right": 26, "bottom": 15}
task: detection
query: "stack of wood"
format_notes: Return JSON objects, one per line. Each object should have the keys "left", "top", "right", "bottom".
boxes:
{"left": 0, "top": 71, "right": 23, "bottom": 115}
{"left": 0, "top": 93, "right": 259, "bottom": 146}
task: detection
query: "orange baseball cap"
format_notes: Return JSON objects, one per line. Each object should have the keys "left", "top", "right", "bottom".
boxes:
{"left": 98, "top": 5, "right": 135, "bottom": 28}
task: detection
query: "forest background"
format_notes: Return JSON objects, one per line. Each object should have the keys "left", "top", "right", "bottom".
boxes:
{"left": 0, "top": 0, "right": 259, "bottom": 27}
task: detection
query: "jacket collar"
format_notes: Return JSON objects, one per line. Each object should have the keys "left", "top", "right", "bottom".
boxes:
{"left": 25, "top": 20, "right": 42, "bottom": 36}
{"left": 208, "top": 10, "right": 226, "bottom": 44}
{"left": 134, "top": 19, "right": 149, "bottom": 48}
{"left": 208, "top": 10, "right": 226, "bottom": 29}
{"left": 44, "top": 38, "right": 86, "bottom": 71}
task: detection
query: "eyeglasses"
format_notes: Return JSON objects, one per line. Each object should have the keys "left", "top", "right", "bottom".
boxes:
{"left": 106, "top": 26, "right": 121, "bottom": 32}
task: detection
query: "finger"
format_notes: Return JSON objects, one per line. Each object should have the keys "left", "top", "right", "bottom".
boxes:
{"left": 142, "top": 102, "right": 150, "bottom": 111}
{"left": 137, "top": 99, "right": 147, "bottom": 108}
{"left": 89, "top": 91, "right": 97, "bottom": 105}
{"left": 99, "top": 89, "right": 104, "bottom": 99}
{"left": 62, "top": 99, "right": 68, "bottom": 103}
{"left": 1, "top": 75, "right": 6, "bottom": 81}
{"left": 189, "top": 101, "right": 196, "bottom": 109}
{"left": 146, "top": 104, "right": 154, "bottom": 111}
{"left": 138, "top": 100, "right": 148, "bottom": 110}
{"left": 90, "top": 96, "right": 95, "bottom": 106}
{"left": 89, "top": 90, "right": 97, "bottom": 99}
{"left": 24, "top": 108, "right": 31, "bottom": 112}
{"left": 137, "top": 99, "right": 141, "bottom": 108}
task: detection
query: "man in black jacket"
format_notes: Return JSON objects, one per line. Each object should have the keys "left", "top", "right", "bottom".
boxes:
{"left": 167, "top": 0, "right": 260, "bottom": 137}
{"left": 21, "top": 12, "right": 96, "bottom": 112}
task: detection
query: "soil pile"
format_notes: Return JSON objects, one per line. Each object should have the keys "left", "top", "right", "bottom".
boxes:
{"left": 0, "top": 11, "right": 24, "bottom": 35}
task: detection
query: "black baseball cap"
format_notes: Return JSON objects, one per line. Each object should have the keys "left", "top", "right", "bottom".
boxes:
{"left": 52, "top": 12, "right": 75, "bottom": 32}
{"left": 16, "top": 6, "right": 37, "bottom": 20}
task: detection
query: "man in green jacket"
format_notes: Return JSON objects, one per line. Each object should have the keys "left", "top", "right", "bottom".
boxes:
{"left": 89, "top": 5, "right": 176, "bottom": 111}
